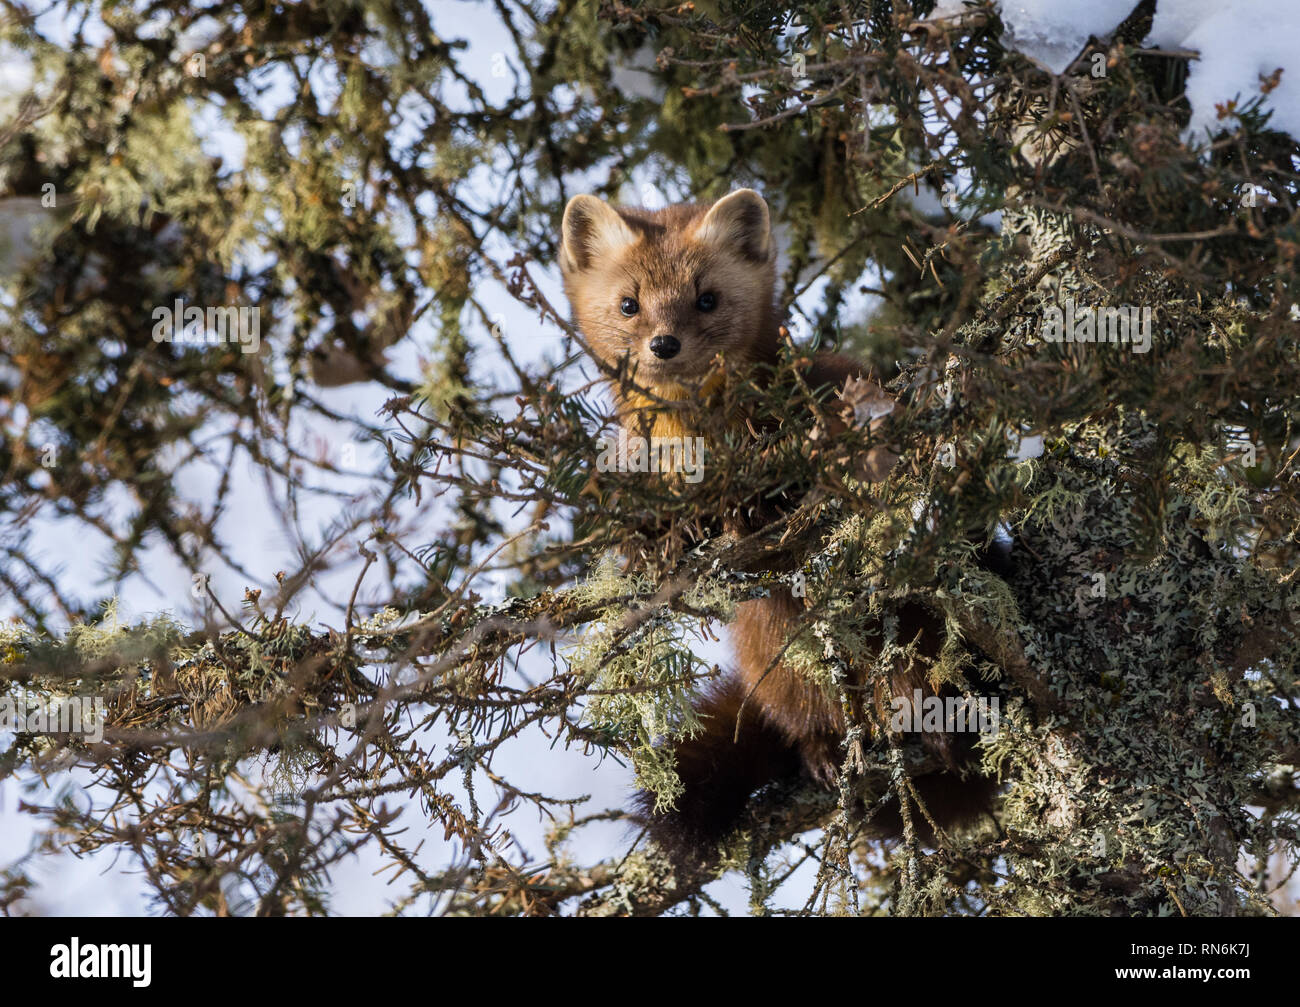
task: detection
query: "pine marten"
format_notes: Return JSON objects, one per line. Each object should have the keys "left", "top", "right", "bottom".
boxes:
{"left": 559, "top": 188, "right": 998, "bottom": 863}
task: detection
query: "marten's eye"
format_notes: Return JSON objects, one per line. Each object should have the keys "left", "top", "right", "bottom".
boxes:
{"left": 696, "top": 292, "right": 718, "bottom": 312}
{"left": 619, "top": 297, "right": 639, "bottom": 317}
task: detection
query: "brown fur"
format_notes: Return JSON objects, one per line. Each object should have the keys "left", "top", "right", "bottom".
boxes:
{"left": 560, "top": 190, "right": 780, "bottom": 444}
{"left": 560, "top": 189, "right": 996, "bottom": 864}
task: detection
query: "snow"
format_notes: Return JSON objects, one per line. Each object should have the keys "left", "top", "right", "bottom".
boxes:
{"left": 930, "top": 0, "right": 1300, "bottom": 142}
{"left": 934, "top": 0, "right": 1136, "bottom": 74}
{"left": 1148, "top": 1, "right": 1300, "bottom": 142}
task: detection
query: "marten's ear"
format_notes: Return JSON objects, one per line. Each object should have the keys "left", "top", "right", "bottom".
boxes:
{"left": 693, "top": 189, "right": 772, "bottom": 262}
{"left": 560, "top": 195, "right": 638, "bottom": 275}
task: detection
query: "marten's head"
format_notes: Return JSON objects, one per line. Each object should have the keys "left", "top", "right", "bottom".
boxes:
{"left": 559, "top": 189, "right": 778, "bottom": 394}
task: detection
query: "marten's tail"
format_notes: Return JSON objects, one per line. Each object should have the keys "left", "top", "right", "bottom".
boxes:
{"left": 631, "top": 675, "right": 1001, "bottom": 865}
{"left": 630, "top": 673, "right": 803, "bottom": 865}
{"left": 865, "top": 764, "right": 1001, "bottom": 843}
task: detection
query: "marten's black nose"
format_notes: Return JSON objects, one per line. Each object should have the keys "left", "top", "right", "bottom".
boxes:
{"left": 649, "top": 335, "right": 681, "bottom": 359}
